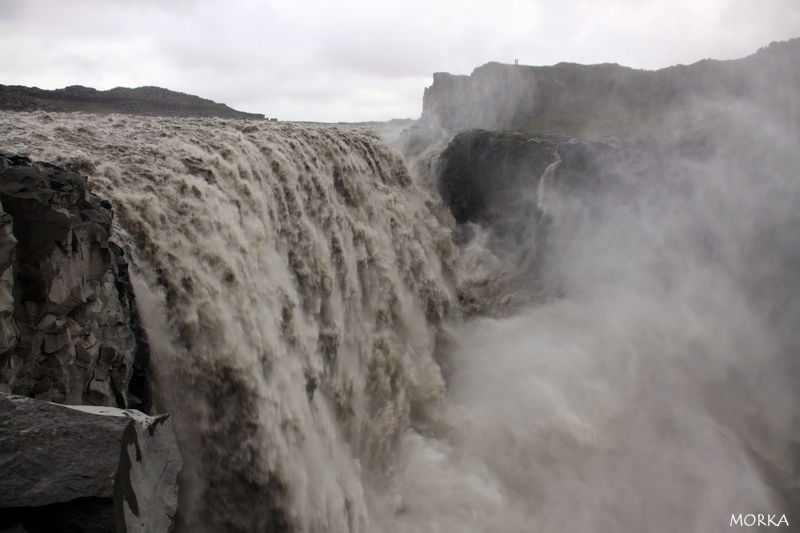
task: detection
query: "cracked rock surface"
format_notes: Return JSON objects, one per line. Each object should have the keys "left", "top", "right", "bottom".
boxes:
{"left": 0, "top": 151, "right": 149, "bottom": 410}
{"left": 0, "top": 393, "right": 181, "bottom": 532}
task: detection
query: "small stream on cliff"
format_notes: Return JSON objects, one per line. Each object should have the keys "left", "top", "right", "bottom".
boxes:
{"left": 1, "top": 110, "right": 798, "bottom": 532}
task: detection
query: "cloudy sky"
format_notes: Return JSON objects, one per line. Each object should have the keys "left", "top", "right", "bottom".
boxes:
{"left": 1, "top": 0, "right": 799, "bottom": 122}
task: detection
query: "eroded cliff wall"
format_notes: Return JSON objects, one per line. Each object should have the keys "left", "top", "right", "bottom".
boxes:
{"left": 0, "top": 152, "right": 149, "bottom": 410}
{"left": 422, "top": 38, "right": 800, "bottom": 138}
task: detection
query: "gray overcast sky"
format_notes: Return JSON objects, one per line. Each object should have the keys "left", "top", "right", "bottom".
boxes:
{"left": 1, "top": 0, "right": 799, "bottom": 122}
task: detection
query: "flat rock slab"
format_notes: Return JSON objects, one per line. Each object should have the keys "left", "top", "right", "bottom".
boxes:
{"left": 0, "top": 393, "right": 181, "bottom": 532}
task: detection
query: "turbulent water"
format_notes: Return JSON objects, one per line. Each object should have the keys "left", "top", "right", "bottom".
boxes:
{"left": 2, "top": 110, "right": 799, "bottom": 532}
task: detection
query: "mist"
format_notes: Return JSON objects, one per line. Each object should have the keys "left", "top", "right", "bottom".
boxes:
{"left": 2, "top": 33, "right": 799, "bottom": 532}
{"left": 374, "top": 98, "right": 800, "bottom": 531}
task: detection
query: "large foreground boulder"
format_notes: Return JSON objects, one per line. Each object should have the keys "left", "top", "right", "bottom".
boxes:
{"left": 0, "top": 393, "right": 181, "bottom": 532}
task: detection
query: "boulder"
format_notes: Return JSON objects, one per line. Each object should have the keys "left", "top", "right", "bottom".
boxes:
{"left": 0, "top": 393, "right": 181, "bottom": 532}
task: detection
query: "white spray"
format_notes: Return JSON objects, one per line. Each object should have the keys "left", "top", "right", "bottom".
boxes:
{"left": 2, "top": 109, "right": 798, "bottom": 532}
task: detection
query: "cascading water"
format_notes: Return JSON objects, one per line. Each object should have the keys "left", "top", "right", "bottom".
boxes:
{"left": 1, "top": 112, "right": 459, "bottom": 532}
{"left": 1, "top": 108, "right": 798, "bottom": 532}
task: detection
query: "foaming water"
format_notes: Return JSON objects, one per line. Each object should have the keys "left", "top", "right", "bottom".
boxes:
{"left": 1, "top": 112, "right": 458, "bottom": 531}
{"left": 2, "top": 111, "right": 798, "bottom": 532}
{"left": 378, "top": 123, "right": 800, "bottom": 532}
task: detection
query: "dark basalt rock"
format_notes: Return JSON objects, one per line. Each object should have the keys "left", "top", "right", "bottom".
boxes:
{"left": 435, "top": 128, "right": 712, "bottom": 314}
{"left": 0, "top": 153, "right": 167, "bottom": 530}
{"left": 435, "top": 130, "right": 568, "bottom": 313}
{"left": 437, "top": 129, "right": 567, "bottom": 225}
{"left": 0, "top": 152, "right": 149, "bottom": 409}
{"left": 0, "top": 393, "right": 181, "bottom": 532}
{"left": 109, "top": 242, "right": 152, "bottom": 413}
{"left": 436, "top": 129, "right": 714, "bottom": 231}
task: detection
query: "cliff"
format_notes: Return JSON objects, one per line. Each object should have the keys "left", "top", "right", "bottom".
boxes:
{"left": 420, "top": 38, "right": 800, "bottom": 315}
{"left": 0, "top": 84, "right": 265, "bottom": 120}
{"left": 0, "top": 151, "right": 150, "bottom": 410}
{"left": 422, "top": 38, "right": 800, "bottom": 138}
{"left": 0, "top": 152, "right": 182, "bottom": 532}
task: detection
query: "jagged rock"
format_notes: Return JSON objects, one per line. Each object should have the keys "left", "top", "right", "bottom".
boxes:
{"left": 435, "top": 130, "right": 703, "bottom": 315}
{"left": 0, "top": 393, "right": 181, "bottom": 532}
{"left": 0, "top": 152, "right": 149, "bottom": 409}
{"left": 436, "top": 129, "right": 706, "bottom": 228}
{"left": 434, "top": 130, "right": 565, "bottom": 314}
{"left": 0, "top": 208, "right": 17, "bottom": 358}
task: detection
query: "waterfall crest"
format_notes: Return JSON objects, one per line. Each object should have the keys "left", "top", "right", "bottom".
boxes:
{"left": 2, "top": 112, "right": 459, "bottom": 532}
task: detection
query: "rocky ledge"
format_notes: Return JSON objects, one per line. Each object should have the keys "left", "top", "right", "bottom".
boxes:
{"left": 0, "top": 153, "right": 179, "bottom": 531}
{"left": 436, "top": 128, "right": 717, "bottom": 316}
{"left": 0, "top": 393, "right": 181, "bottom": 533}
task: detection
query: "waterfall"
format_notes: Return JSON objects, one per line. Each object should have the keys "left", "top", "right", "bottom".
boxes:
{"left": 2, "top": 108, "right": 798, "bottom": 532}
{"left": 1, "top": 112, "right": 459, "bottom": 532}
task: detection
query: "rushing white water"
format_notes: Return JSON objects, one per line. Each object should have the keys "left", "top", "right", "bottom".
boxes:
{"left": 380, "top": 123, "right": 800, "bottom": 532}
{"left": 1, "top": 112, "right": 460, "bottom": 531}
{"left": 2, "top": 110, "right": 798, "bottom": 532}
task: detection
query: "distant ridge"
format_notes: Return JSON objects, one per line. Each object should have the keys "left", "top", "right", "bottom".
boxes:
{"left": 0, "top": 84, "right": 265, "bottom": 120}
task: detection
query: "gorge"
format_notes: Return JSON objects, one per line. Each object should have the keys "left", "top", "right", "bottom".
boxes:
{"left": 1, "top": 37, "right": 800, "bottom": 532}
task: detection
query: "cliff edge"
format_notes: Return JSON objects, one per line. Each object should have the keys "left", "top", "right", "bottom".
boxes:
{"left": 422, "top": 38, "right": 800, "bottom": 138}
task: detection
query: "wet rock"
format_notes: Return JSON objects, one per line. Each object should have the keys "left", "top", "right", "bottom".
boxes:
{"left": 437, "top": 129, "right": 566, "bottom": 225}
{"left": 0, "top": 209, "right": 17, "bottom": 358}
{"left": 0, "top": 151, "right": 148, "bottom": 409}
{"left": 0, "top": 393, "right": 181, "bottom": 532}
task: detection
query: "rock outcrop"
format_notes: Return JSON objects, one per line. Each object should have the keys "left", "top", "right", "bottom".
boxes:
{"left": 437, "top": 130, "right": 567, "bottom": 225}
{"left": 0, "top": 152, "right": 150, "bottom": 410}
{"left": 0, "top": 393, "right": 181, "bottom": 532}
{"left": 424, "top": 44, "right": 794, "bottom": 300}
{"left": 0, "top": 84, "right": 265, "bottom": 120}
{"left": 422, "top": 38, "right": 800, "bottom": 138}
{"left": 435, "top": 128, "right": 719, "bottom": 316}
{"left": 436, "top": 128, "right": 716, "bottom": 234}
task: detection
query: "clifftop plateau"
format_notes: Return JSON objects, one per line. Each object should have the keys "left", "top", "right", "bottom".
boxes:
{"left": 422, "top": 38, "right": 800, "bottom": 138}
{"left": 0, "top": 84, "right": 265, "bottom": 120}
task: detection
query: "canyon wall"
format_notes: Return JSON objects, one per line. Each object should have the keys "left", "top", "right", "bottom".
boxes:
{"left": 0, "top": 151, "right": 149, "bottom": 410}
{"left": 421, "top": 38, "right": 800, "bottom": 138}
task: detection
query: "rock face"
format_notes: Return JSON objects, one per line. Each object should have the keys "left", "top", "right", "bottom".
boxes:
{"left": 0, "top": 84, "right": 265, "bottom": 120}
{"left": 436, "top": 129, "right": 714, "bottom": 233}
{"left": 437, "top": 130, "right": 567, "bottom": 225}
{"left": 435, "top": 128, "right": 718, "bottom": 316}
{"left": 0, "top": 152, "right": 150, "bottom": 410}
{"left": 435, "top": 130, "right": 566, "bottom": 314}
{"left": 0, "top": 393, "right": 181, "bottom": 532}
{"left": 422, "top": 38, "right": 800, "bottom": 137}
